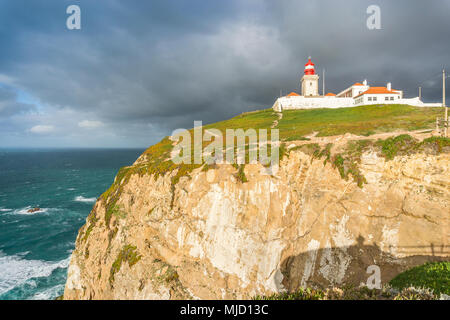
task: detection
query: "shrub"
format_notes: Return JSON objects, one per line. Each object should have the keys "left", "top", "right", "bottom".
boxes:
{"left": 389, "top": 261, "right": 450, "bottom": 295}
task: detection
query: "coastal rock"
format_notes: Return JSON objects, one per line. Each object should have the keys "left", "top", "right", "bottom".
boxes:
{"left": 64, "top": 139, "right": 449, "bottom": 300}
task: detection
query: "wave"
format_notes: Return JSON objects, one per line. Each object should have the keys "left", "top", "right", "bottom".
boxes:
{"left": 30, "top": 284, "right": 65, "bottom": 300}
{"left": 0, "top": 251, "right": 70, "bottom": 296}
{"left": 74, "top": 196, "right": 97, "bottom": 203}
{"left": 0, "top": 208, "right": 12, "bottom": 212}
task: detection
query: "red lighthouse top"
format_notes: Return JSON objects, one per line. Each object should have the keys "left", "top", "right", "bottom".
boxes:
{"left": 304, "top": 57, "right": 315, "bottom": 75}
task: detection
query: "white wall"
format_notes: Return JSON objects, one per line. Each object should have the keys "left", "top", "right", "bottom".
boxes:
{"left": 354, "top": 93, "right": 400, "bottom": 105}
{"left": 336, "top": 84, "right": 369, "bottom": 97}
{"left": 354, "top": 96, "right": 440, "bottom": 107}
{"left": 272, "top": 96, "right": 354, "bottom": 112}
{"left": 351, "top": 85, "right": 369, "bottom": 97}
{"left": 272, "top": 96, "right": 442, "bottom": 112}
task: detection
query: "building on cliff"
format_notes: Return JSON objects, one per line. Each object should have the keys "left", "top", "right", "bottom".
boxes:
{"left": 272, "top": 57, "right": 442, "bottom": 112}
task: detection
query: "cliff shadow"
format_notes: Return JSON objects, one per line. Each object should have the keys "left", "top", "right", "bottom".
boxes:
{"left": 277, "top": 235, "right": 449, "bottom": 292}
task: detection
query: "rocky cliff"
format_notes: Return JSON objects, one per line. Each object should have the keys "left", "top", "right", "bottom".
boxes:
{"left": 64, "top": 132, "right": 449, "bottom": 300}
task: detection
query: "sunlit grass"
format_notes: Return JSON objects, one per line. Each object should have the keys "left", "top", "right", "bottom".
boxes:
{"left": 276, "top": 104, "right": 442, "bottom": 139}
{"left": 97, "top": 104, "right": 446, "bottom": 220}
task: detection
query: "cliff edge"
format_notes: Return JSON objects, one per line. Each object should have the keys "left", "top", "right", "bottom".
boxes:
{"left": 63, "top": 127, "right": 449, "bottom": 299}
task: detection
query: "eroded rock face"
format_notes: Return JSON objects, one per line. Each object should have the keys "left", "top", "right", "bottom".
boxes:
{"left": 64, "top": 146, "right": 449, "bottom": 300}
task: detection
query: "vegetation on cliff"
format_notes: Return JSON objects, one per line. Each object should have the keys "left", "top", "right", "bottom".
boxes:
{"left": 109, "top": 245, "right": 142, "bottom": 286}
{"left": 288, "top": 135, "right": 450, "bottom": 188}
{"left": 389, "top": 261, "right": 450, "bottom": 295}
{"left": 96, "top": 104, "right": 447, "bottom": 229}
{"left": 254, "top": 285, "right": 441, "bottom": 300}
{"left": 254, "top": 262, "right": 449, "bottom": 300}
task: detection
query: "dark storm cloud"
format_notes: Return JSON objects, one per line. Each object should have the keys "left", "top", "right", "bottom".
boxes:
{"left": 0, "top": 0, "right": 448, "bottom": 147}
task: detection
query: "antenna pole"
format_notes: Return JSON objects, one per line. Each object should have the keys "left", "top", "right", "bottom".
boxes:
{"left": 419, "top": 86, "right": 421, "bottom": 100}
{"left": 444, "top": 68, "right": 447, "bottom": 137}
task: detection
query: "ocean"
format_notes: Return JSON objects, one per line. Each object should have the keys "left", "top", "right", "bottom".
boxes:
{"left": 0, "top": 148, "right": 144, "bottom": 300}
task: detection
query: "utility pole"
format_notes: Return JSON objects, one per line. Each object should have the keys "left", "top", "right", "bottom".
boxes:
{"left": 443, "top": 69, "right": 447, "bottom": 136}
{"left": 419, "top": 86, "right": 421, "bottom": 100}
{"left": 323, "top": 69, "right": 325, "bottom": 96}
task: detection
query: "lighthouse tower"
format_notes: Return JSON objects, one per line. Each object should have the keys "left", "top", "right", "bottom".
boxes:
{"left": 301, "top": 57, "right": 320, "bottom": 96}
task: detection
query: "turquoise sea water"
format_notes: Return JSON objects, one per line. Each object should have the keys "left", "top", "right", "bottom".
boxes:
{"left": 0, "top": 148, "right": 144, "bottom": 300}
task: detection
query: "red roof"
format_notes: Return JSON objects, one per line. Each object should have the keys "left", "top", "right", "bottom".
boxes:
{"left": 353, "top": 82, "right": 364, "bottom": 86}
{"left": 305, "top": 58, "right": 315, "bottom": 67}
{"left": 287, "top": 92, "right": 300, "bottom": 97}
{"left": 325, "top": 92, "right": 336, "bottom": 96}
{"left": 355, "top": 87, "right": 400, "bottom": 98}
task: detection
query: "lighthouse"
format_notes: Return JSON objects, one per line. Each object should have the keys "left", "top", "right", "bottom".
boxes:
{"left": 301, "top": 57, "right": 320, "bottom": 96}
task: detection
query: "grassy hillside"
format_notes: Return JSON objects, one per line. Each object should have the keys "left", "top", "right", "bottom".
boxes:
{"left": 138, "top": 104, "right": 444, "bottom": 171}
{"left": 97, "top": 105, "right": 447, "bottom": 226}
{"left": 141, "top": 104, "right": 443, "bottom": 159}
{"left": 277, "top": 104, "right": 442, "bottom": 140}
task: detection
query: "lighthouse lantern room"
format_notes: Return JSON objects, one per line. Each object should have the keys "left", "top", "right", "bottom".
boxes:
{"left": 301, "top": 57, "right": 320, "bottom": 96}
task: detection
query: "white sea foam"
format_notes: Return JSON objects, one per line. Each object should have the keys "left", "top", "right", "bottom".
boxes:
{"left": 74, "top": 196, "right": 97, "bottom": 203}
{"left": 0, "top": 208, "right": 12, "bottom": 212}
{"left": 30, "top": 284, "right": 65, "bottom": 300}
{"left": 0, "top": 251, "right": 70, "bottom": 296}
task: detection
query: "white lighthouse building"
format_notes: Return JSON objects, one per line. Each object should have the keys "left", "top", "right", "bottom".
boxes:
{"left": 272, "top": 57, "right": 441, "bottom": 112}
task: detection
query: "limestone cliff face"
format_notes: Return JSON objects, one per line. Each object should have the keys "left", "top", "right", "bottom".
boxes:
{"left": 64, "top": 139, "right": 449, "bottom": 300}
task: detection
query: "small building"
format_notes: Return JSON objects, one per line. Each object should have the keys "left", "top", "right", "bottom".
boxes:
{"left": 353, "top": 84, "right": 402, "bottom": 106}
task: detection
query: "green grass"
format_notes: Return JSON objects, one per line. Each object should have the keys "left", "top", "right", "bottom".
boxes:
{"left": 254, "top": 287, "right": 325, "bottom": 300}
{"left": 253, "top": 284, "right": 441, "bottom": 300}
{"left": 377, "top": 134, "right": 418, "bottom": 160}
{"left": 80, "top": 211, "right": 99, "bottom": 243}
{"left": 253, "top": 264, "right": 450, "bottom": 300}
{"left": 276, "top": 104, "right": 442, "bottom": 139}
{"left": 389, "top": 261, "right": 450, "bottom": 295}
{"left": 235, "top": 164, "right": 248, "bottom": 183}
{"left": 203, "top": 108, "right": 277, "bottom": 132}
{"left": 376, "top": 134, "right": 450, "bottom": 160}
{"left": 99, "top": 109, "right": 279, "bottom": 215}
{"left": 109, "top": 245, "right": 142, "bottom": 286}
{"left": 98, "top": 105, "right": 446, "bottom": 219}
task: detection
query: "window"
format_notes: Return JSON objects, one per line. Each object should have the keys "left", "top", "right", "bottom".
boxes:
{"left": 385, "top": 97, "right": 389, "bottom": 101}
{"left": 390, "top": 97, "right": 394, "bottom": 101}
{"left": 373, "top": 97, "right": 377, "bottom": 101}
{"left": 368, "top": 97, "right": 372, "bottom": 101}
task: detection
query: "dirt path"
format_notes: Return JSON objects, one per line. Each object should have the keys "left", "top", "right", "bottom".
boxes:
{"left": 271, "top": 112, "right": 283, "bottom": 128}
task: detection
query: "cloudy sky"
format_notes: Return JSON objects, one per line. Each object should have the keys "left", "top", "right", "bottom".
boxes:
{"left": 0, "top": 0, "right": 449, "bottom": 148}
